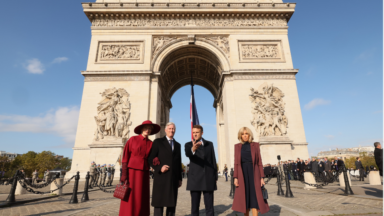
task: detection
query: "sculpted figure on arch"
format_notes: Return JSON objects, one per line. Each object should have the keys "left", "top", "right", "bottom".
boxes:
{"left": 94, "top": 87, "right": 132, "bottom": 141}
{"left": 250, "top": 83, "right": 288, "bottom": 137}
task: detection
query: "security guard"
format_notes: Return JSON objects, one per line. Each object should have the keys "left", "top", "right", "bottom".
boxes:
{"left": 106, "top": 164, "right": 112, "bottom": 186}
{"left": 32, "top": 170, "right": 38, "bottom": 184}
{"left": 94, "top": 164, "right": 100, "bottom": 187}
{"left": 101, "top": 164, "right": 107, "bottom": 186}
{"left": 89, "top": 162, "right": 96, "bottom": 188}
{"left": 111, "top": 164, "right": 115, "bottom": 186}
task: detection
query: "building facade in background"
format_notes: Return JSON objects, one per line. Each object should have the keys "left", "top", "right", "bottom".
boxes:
{"left": 317, "top": 146, "right": 375, "bottom": 160}
{"left": 0, "top": 151, "right": 22, "bottom": 161}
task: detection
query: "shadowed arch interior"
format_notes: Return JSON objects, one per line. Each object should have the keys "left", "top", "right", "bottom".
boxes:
{"left": 159, "top": 46, "right": 222, "bottom": 100}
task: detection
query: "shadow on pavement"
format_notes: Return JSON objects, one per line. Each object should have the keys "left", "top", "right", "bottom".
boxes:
{"left": 362, "top": 187, "right": 384, "bottom": 198}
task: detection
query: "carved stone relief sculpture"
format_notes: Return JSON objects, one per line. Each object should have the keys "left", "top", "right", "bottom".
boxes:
{"left": 249, "top": 83, "right": 288, "bottom": 137}
{"left": 152, "top": 36, "right": 185, "bottom": 59}
{"left": 199, "top": 36, "right": 230, "bottom": 57}
{"left": 238, "top": 40, "right": 285, "bottom": 63}
{"left": 96, "top": 41, "right": 144, "bottom": 63}
{"left": 91, "top": 16, "right": 287, "bottom": 28}
{"left": 94, "top": 88, "right": 132, "bottom": 142}
{"left": 242, "top": 45, "right": 278, "bottom": 59}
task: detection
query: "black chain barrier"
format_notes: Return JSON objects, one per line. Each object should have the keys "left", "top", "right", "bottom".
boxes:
{"left": 300, "top": 169, "right": 344, "bottom": 187}
{"left": 17, "top": 175, "right": 75, "bottom": 195}
{"left": 20, "top": 176, "right": 58, "bottom": 189}
{"left": 0, "top": 177, "right": 16, "bottom": 185}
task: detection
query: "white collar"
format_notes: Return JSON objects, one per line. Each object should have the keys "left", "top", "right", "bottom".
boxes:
{"left": 166, "top": 136, "right": 173, "bottom": 141}
{"left": 198, "top": 138, "right": 204, "bottom": 146}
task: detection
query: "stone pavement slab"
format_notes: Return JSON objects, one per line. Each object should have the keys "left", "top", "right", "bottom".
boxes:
{"left": 0, "top": 178, "right": 382, "bottom": 216}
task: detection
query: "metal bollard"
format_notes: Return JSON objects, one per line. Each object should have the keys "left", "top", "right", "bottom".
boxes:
{"left": 276, "top": 170, "right": 284, "bottom": 196}
{"left": 342, "top": 166, "right": 354, "bottom": 195}
{"left": 6, "top": 170, "right": 19, "bottom": 204}
{"left": 81, "top": 171, "right": 90, "bottom": 202}
{"left": 229, "top": 168, "right": 235, "bottom": 198}
{"left": 284, "top": 169, "right": 294, "bottom": 197}
{"left": 69, "top": 171, "right": 80, "bottom": 204}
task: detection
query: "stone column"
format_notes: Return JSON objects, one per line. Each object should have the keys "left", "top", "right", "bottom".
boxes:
{"left": 339, "top": 172, "right": 352, "bottom": 187}
{"left": 368, "top": 171, "right": 381, "bottom": 186}
{"left": 50, "top": 178, "right": 64, "bottom": 195}
{"left": 15, "top": 181, "right": 27, "bottom": 195}
{"left": 304, "top": 172, "right": 316, "bottom": 190}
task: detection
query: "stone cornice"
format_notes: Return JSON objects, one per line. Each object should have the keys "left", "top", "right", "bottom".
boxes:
{"left": 81, "top": 70, "right": 152, "bottom": 75}
{"left": 83, "top": 2, "right": 296, "bottom": 23}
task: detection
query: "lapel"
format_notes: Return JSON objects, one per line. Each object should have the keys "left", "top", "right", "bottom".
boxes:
{"left": 162, "top": 136, "right": 173, "bottom": 153}
{"left": 201, "top": 138, "right": 208, "bottom": 158}
{"left": 172, "top": 139, "right": 178, "bottom": 156}
{"left": 250, "top": 142, "right": 256, "bottom": 165}
{"left": 237, "top": 144, "right": 242, "bottom": 164}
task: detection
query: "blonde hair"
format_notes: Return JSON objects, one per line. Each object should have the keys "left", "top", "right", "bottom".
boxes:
{"left": 237, "top": 127, "right": 254, "bottom": 144}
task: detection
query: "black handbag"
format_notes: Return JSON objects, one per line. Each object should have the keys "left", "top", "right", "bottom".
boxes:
{"left": 261, "top": 185, "right": 268, "bottom": 199}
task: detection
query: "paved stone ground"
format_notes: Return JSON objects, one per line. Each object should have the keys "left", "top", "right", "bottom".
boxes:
{"left": 0, "top": 177, "right": 382, "bottom": 216}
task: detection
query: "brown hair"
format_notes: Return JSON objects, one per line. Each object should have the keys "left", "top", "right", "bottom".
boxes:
{"left": 192, "top": 125, "right": 203, "bottom": 132}
{"left": 237, "top": 127, "right": 254, "bottom": 144}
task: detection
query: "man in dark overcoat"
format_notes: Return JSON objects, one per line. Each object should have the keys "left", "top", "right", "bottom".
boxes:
{"left": 374, "top": 142, "right": 383, "bottom": 176}
{"left": 298, "top": 159, "right": 305, "bottom": 181}
{"left": 310, "top": 158, "right": 318, "bottom": 176}
{"left": 185, "top": 125, "right": 218, "bottom": 216}
{"left": 317, "top": 158, "right": 325, "bottom": 177}
{"left": 323, "top": 157, "right": 332, "bottom": 180}
{"left": 355, "top": 157, "right": 364, "bottom": 181}
{"left": 148, "top": 122, "right": 182, "bottom": 216}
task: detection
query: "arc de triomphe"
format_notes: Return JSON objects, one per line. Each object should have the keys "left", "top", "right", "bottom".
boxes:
{"left": 67, "top": 0, "right": 309, "bottom": 178}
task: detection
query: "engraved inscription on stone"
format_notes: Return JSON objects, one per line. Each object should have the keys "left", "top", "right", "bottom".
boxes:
{"left": 94, "top": 88, "right": 132, "bottom": 142}
{"left": 249, "top": 83, "right": 288, "bottom": 137}
{"left": 96, "top": 41, "right": 144, "bottom": 64}
{"left": 91, "top": 16, "right": 287, "bottom": 28}
{"left": 238, "top": 40, "right": 284, "bottom": 62}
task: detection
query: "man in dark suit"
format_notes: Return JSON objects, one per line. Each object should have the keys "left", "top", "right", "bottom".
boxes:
{"left": 149, "top": 122, "right": 182, "bottom": 216}
{"left": 317, "top": 158, "right": 325, "bottom": 177}
{"left": 297, "top": 159, "right": 304, "bottom": 181}
{"left": 291, "top": 160, "right": 297, "bottom": 180}
{"left": 355, "top": 157, "right": 364, "bottom": 181}
{"left": 185, "top": 125, "right": 218, "bottom": 216}
{"left": 323, "top": 157, "right": 332, "bottom": 181}
{"left": 374, "top": 142, "right": 383, "bottom": 176}
{"left": 310, "top": 158, "right": 318, "bottom": 176}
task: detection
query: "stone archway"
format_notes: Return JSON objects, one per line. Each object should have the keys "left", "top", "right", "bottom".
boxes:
{"left": 68, "top": 1, "right": 309, "bottom": 179}
{"left": 152, "top": 40, "right": 229, "bottom": 155}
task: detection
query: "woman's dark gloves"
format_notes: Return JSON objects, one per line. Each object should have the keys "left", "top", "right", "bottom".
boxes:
{"left": 120, "top": 162, "right": 128, "bottom": 183}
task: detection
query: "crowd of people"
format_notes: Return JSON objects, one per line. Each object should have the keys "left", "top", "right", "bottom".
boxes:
{"left": 262, "top": 157, "right": 347, "bottom": 182}
{"left": 89, "top": 162, "right": 116, "bottom": 188}
{"left": 262, "top": 142, "right": 383, "bottom": 183}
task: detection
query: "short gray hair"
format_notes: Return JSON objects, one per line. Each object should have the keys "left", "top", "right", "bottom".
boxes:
{"left": 374, "top": 142, "right": 381, "bottom": 147}
{"left": 165, "top": 122, "right": 176, "bottom": 129}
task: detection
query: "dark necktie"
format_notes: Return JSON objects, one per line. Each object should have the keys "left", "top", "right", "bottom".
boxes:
{"left": 169, "top": 139, "right": 173, "bottom": 151}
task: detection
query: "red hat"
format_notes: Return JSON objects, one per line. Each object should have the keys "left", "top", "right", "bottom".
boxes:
{"left": 134, "top": 120, "right": 161, "bottom": 135}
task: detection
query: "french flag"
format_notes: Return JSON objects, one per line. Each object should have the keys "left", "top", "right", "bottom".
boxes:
{"left": 190, "top": 77, "right": 200, "bottom": 140}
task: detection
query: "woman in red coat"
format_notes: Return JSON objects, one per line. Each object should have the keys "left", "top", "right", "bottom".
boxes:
{"left": 232, "top": 127, "right": 270, "bottom": 216}
{"left": 119, "top": 120, "right": 160, "bottom": 216}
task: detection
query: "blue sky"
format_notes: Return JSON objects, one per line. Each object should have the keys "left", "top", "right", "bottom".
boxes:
{"left": 0, "top": 0, "right": 382, "bottom": 165}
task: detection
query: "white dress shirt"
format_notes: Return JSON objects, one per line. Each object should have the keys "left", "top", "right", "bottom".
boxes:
{"left": 192, "top": 139, "right": 204, "bottom": 155}
{"left": 166, "top": 136, "right": 174, "bottom": 151}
